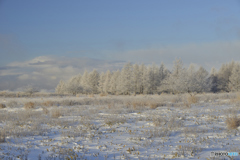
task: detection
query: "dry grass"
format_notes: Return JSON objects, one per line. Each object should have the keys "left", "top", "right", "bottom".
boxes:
{"left": 0, "top": 132, "right": 5, "bottom": 143}
{"left": 183, "top": 101, "right": 191, "bottom": 108}
{"left": 225, "top": 116, "right": 240, "bottom": 129}
{"left": 60, "top": 100, "right": 75, "bottom": 106}
{"left": 104, "top": 116, "right": 126, "bottom": 126}
{"left": 230, "top": 92, "right": 240, "bottom": 104}
{"left": 125, "top": 101, "right": 132, "bottom": 108}
{"left": 183, "top": 95, "right": 199, "bottom": 108}
{"left": 132, "top": 101, "right": 145, "bottom": 109}
{"left": 24, "top": 102, "right": 35, "bottom": 109}
{"left": 236, "top": 93, "right": 240, "bottom": 101}
{"left": 51, "top": 108, "right": 62, "bottom": 118}
{"left": 100, "top": 93, "right": 108, "bottom": 97}
{"left": 132, "top": 101, "right": 139, "bottom": 109}
{"left": 187, "top": 95, "right": 198, "bottom": 104}
{"left": 1, "top": 93, "right": 240, "bottom": 159}
{"left": 153, "top": 116, "right": 166, "bottom": 126}
{"left": 42, "top": 107, "right": 49, "bottom": 115}
{"left": 76, "top": 94, "right": 82, "bottom": 97}
{"left": 171, "top": 95, "right": 183, "bottom": 103}
{"left": 41, "top": 100, "right": 54, "bottom": 107}
{"left": 124, "top": 100, "right": 164, "bottom": 110}
{"left": 6, "top": 100, "right": 18, "bottom": 108}
{"left": 149, "top": 103, "right": 158, "bottom": 109}
{"left": 108, "top": 103, "right": 114, "bottom": 109}
{"left": 0, "top": 103, "right": 6, "bottom": 109}
{"left": 130, "top": 101, "right": 149, "bottom": 111}
{"left": 88, "top": 94, "right": 95, "bottom": 98}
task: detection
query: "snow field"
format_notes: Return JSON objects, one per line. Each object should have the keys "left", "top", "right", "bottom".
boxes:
{"left": 0, "top": 93, "right": 239, "bottom": 159}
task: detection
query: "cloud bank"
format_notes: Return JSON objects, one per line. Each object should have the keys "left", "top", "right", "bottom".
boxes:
{"left": 0, "top": 56, "right": 124, "bottom": 91}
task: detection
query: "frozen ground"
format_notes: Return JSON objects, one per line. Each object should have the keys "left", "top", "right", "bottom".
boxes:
{"left": 0, "top": 93, "right": 240, "bottom": 159}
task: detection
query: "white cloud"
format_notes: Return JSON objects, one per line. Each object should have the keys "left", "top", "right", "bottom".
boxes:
{"left": 0, "top": 56, "right": 125, "bottom": 91}
{"left": 51, "top": 76, "right": 57, "bottom": 80}
{"left": 18, "top": 74, "right": 30, "bottom": 80}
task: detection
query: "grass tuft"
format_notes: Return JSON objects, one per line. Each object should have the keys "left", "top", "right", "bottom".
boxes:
{"left": 51, "top": 108, "right": 62, "bottom": 118}
{"left": 0, "top": 132, "right": 5, "bottom": 143}
{"left": 225, "top": 116, "right": 240, "bottom": 129}
{"left": 100, "top": 93, "right": 108, "bottom": 97}
{"left": 41, "top": 100, "right": 54, "bottom": 107}
{"left": 184, "top": 94, "right": 198, "bottom": 108}
{"left": 149, "top": 103, "right": 159, "bottom": 109}
{"left": 24, "top": 102, "right": 35, "bottom": 109}
{"left": 0, "top": 103, "right": 6, "bottom": 109}
{"left": 42, "top": 107, "right": 49, "bottom": 115}
{"left": 187, "top": 95, "right": 198, "bottom": 104}
{"left": 88, "top": 94, "right": 95, "bottom": 98}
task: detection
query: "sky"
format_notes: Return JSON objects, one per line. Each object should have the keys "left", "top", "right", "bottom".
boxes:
{"left": 0, "top": 0, "right": 240, "bottom": 90}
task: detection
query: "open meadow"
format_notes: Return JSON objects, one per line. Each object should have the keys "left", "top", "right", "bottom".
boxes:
{"left": 0, "top": 92, "right": 240, "bottom": 160}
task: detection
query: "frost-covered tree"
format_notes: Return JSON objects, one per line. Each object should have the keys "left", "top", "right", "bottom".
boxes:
{"left": 81, "top": 71, "right": 91, "bottom": 94}
{"left": 109, "top": 70, "right": 120, "bottom": 94}
{"left": 65, "top": 81, "right": 84, "bottom": 95}
{"left": 132, "top": 64, "right": 141, "bottom": 94}
{"left": 60, "top": 75, "right": 85, "bottom": 95}
{"left": 158, "top": 63, "right": 169, "bottom": 93}
{"left": 210, "top": 67, "right": 217, "bottom": 76}
{"left": 209, "top": 67, "right": 219, "bottom": 93}
{"left": 184, "top": 64, "right": 210, "bottom": 93}
{"left": 98, "top": 72, "right": 105, "bottom": 94}
{"left": 148, "top": 63, "right": 160, "bottom": 94}
{"left": 184, "top": 64, "right": 197, "bottom": 93}
{"left": 55, "top": 60, "right": 240, "bottom": 95}
{"left": 81, "top": 71, "right": 89, "bottom": 86}
{"left": 164, "top": 59, "right": 187, "bottom": 94}
{"left": 103, "top": 70, "right": 111, "bottom": 94}
{"left": 229, "top": 63, "right": 240, "bottom": 91}
{"left": 138, "top": 64, "right": 146, "bottom": 94}
{"left": 24, "top": 85, "right": 39, "bottom": 96}
{"left": 217, "top": 61, "right": 236, "bottom": 92}
{"left": 55, "top": 80, "right": 66, "bottom": 94}
{"left": 159, "top": 63, "right": 169, "bottom": 82}
{"left": 194, "top": 67, "right": 210, "bottom": 93}
{"left": 187, "top": 64, "right": 196, "bottom": 76}
{"left": 141, "top": 64, "right": 151, "bottom": 94}
{"left": 69, "top": 74, "right": 82, "bottom": 85}
{"left": 120, "top": 63, "right": 133, "bottom": 95}
{"left": 88, "top": 69, "right": 99, "bottom": 94}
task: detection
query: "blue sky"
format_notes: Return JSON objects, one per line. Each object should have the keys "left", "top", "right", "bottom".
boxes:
{"left": 1, "top": 0, "right": 240, "bottom": 65}
{"left": 0, "top": 0, "right": 240, "bottom": 90}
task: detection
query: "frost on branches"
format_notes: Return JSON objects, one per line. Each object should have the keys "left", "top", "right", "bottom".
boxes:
{"left": 55, "top": 59, "right": 240, "bottom": 95}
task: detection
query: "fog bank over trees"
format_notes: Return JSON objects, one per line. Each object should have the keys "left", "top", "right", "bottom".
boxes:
{"left": 56, "top": 59, "right": 240, "bottom": 95}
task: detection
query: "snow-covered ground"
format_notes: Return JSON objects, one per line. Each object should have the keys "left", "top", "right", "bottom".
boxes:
{"left": 0, "top": 93, "right": 239, "bottom": 159}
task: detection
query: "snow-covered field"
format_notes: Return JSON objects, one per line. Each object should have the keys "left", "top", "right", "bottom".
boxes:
{"left": 0, "top": 93, "right": 240, "bottom": 160}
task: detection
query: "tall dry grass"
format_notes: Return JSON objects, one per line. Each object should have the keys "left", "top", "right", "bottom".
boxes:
{"left": 225, "top": 116, "right": 240, "bottom": 129}
{"left": 184, "top": 94, "right": 198, "bottom": 108}
{"left": 51, "top": 108, "right": 62, "bottom": 118}
{"left": 187, "top": 95, "right": 198, "bottom": 104}
{"left": 24, "top": 102, "right": 35, "bottom": 109}
{"left": 41, "top": 100, "right": 55, "bottom": 107}
{"left": 0, "top": 132, "right": 5, "bottom": 143}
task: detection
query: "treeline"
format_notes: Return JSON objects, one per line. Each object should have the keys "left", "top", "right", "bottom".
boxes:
{"left": 55, "top": 59, "right": 240, "bottom": 95}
